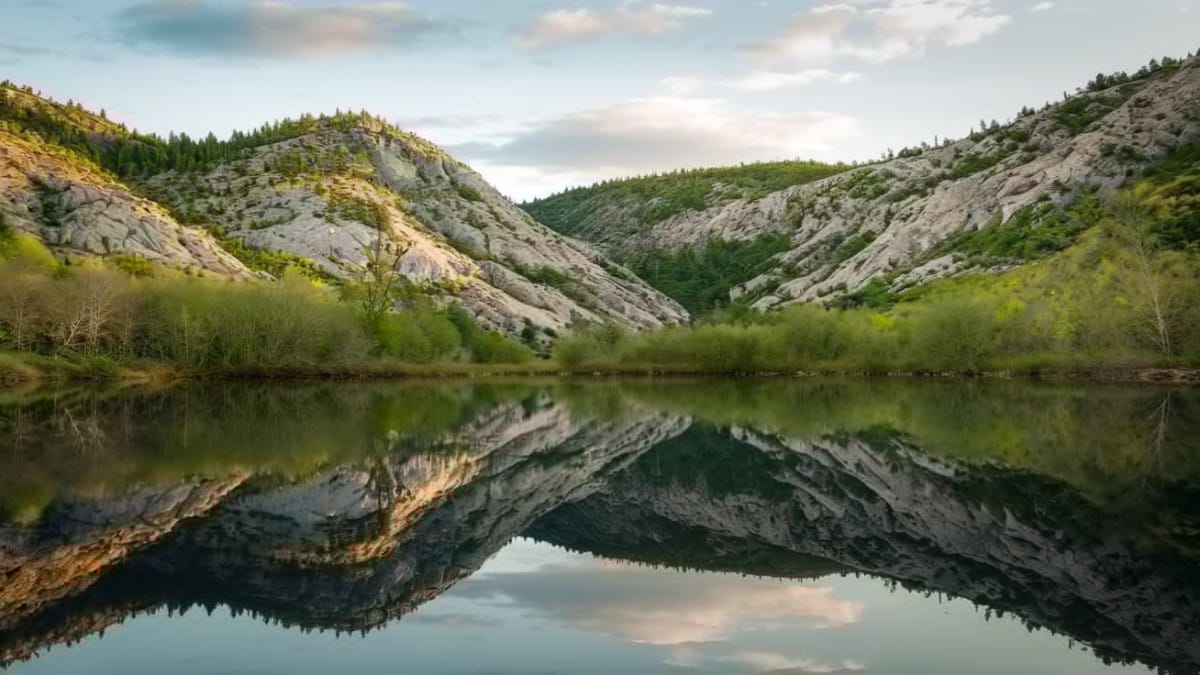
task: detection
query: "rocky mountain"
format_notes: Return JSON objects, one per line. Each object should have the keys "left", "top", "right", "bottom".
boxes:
{"left": 0, "top": 84, "right": 687, "bottom": 335}
{"left": 525, "top": 55, "right": 1200, "bottom": 311}
{"left": 0, "top": 90, "right": 250, "bottom": 277}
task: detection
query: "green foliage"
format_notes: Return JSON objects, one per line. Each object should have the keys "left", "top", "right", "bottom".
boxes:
{"left": 843, "top": 169, "right": 891, "bottom": 200}
{"left": 0, "top": 231, "right": 57, "bottom": 269}
{"left": 0, "top": 82, "right": 403, "bottom": 179}
{"left": 1082, "top": 55, "right": 1184, "bottom": 93}
{"left": 0, "top": 254, "right": 538, "bottom": 369}
{"left": 33, "top": 181, "right": 63, "bottom": 227}
{"left": 905, "top": 295, "right": 998, "bottom": 370}
{"left": 374, "top": 306, "right": 463, "bottom": 363}
{"left": 445, "top": 304, "right": 535, "bottom": 364}
{"left": 470, "top": 330, "right": 536, "bottom": 364}
{"left": 326, "top": 193, "right": 384, "bottom": 229}
{"left": 628, "top": 233, "right": 792, "bottom": 314}
{"left": 455, "top": 184, "right": 484, "bottom": 202}
{"left": 1137, "top": 141, "right": 1200, "bottom": 251}
{"left": 839, "top": 277, "right": 898, "bottom": 309}
{"left": 523, "top": 161, "right": 851, "bottom": 234}
{"left": 945, "top": 152, "right": 1006, "bottom": 180}
{"left": 518, "top": 263, "right": 572, "bottom": 287}
{"left": 1052, "top": 95, "right": 1122, "bottom": 136}
{"left": 112, "top": 254, "right": 155, "bottom": 278}
{"left": 137, "top": 270, "right": 369, "bottom": 368}
{"left": 552, "top": 323, "right": 628, "bottom": 369}
{"left": 931, "top": 192, "right": 1102, "bottom": 263}
{"left": 207, "top": 227, "right": 328, "bottom": 280}
{"left": 554, "top": 181, "right": 1200, "bottom": 374}
{"left": 831, "top": 231, "right": 877, "bottom": 264}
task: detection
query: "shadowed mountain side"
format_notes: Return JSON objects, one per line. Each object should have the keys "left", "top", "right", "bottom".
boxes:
{"left": 530, "top": 426, "right": 1200, "bottom": 675}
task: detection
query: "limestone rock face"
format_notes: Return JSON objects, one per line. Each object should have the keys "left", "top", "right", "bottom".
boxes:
{"left": 0, "top": 130, "right": 250, "bottom": 277}
{"left": 1, "top": 83, "right": 687, "bottom": 336}
{"left": 531, "top": 58, "right": 1200, "bottom": 309}
{"left": 139, "top": 121, "right": 687, "bottom": 334}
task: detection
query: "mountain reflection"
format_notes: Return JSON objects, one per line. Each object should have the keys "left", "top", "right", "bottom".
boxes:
{"left": 1, "top": 380, "right": 1197, "bottom": 673}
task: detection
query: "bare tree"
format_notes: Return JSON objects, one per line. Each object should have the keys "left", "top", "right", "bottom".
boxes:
{"left": 0, "top": 265, "right": 48, "bottom": 351}
{"left": 1109, "top": 196, "right": 1182, "bottom": 357}
{"left": 50, "top": 268, "right": 130, "bottom": 355}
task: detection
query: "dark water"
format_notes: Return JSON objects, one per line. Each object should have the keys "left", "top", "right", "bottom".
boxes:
{"left": 1, "top": 379, "right": 1198, "bottom": 674}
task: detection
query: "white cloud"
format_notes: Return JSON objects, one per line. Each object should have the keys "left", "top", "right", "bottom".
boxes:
{"left": 660, "top": 74, "right": 706, "bottom": 96}
{"left": 721, "top": 69, "right": 862, "bottom": 91}
{"left": 454, "top": 97, "right": 860, "bottom": 180}
{"left": 116, "top": 0, "right": 443, "bottom": 59}
{"left": 1030, "top": 2, "right": 1055, "bottom": 10}
{"left": 750, "top": 0, "right": 1011, "bottom": 65}
{"left": 514, "top": 3, "right": 713, "bottom": 49}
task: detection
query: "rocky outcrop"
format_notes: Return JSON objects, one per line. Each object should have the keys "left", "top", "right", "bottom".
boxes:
{"left": 0, "top": 130, "right": 250, "bottom": 276}
{"left": 529, "top": 57, "right": 1200, "bottom": 309}
{"left": 138, "top": 120, "right": 687, "bottom": 335}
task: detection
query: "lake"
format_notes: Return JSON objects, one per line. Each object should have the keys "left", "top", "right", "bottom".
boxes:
{"left": 1, "top": 379, "right": 1197, "bottom": 674}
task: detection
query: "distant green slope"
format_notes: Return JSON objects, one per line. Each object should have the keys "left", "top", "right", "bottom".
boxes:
{"left": 522, "top": 160, "right": 851, "bottom": 236}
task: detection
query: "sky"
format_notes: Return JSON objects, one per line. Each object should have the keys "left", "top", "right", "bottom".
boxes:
{"left": 1, "top": 0, "right": 1197, "bottom": 201}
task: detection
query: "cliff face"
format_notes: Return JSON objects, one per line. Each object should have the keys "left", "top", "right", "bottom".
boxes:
{"left": 531, "top": 427, "right": 1200, "bottom": 675}
{"left": 525, "top": 57, "right": 1200, "bottom": 308}
{"left": 0, "top": 85, "right": 687, "bottom": 335}
{"left": 0, "top": 128, "right": 250, "bottom": 277}
{"left": 139, "top": 120, "right": 687, "bottom": 333}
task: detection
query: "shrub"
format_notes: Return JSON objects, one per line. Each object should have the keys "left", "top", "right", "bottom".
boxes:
{"left": 375, "top": 307, "right": 462, "bottom": 363}
{"left": 455, "top": 184, "right": 484, "bottom": 202}
{"left": 553, "top": 323, "right": 628, "bottom": 369}
{"left": 906, "top": 295, "right": 998, "bottom": 370}
{"left": 113, "top": 254, "right": 155, "bottom": 278}
{"left": 470, "top": 330, "right": 535, "bottom": 364}
{"left": 137, "top": 270, "right": 368, "bottom": 368}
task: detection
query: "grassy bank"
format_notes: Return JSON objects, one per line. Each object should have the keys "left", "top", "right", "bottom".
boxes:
{"left": 3, "top": 348, "right": 1198, "bottom": 389}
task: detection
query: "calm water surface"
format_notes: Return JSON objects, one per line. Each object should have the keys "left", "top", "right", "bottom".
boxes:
{"left": 1, "top": 379, "right": 1197, "bottom": 674}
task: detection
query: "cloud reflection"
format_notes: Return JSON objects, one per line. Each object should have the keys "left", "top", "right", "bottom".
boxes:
{"left": 457, "top": 546, "right": 863, "bottom": 646}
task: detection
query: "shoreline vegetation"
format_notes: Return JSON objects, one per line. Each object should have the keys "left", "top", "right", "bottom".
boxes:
{"left": 2, "top": 351, "right": 1198, "bottom": 387}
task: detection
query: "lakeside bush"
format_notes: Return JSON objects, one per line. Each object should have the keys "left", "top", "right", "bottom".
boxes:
{"left": 0, "top": 235, "right": 533, "bottom": 371}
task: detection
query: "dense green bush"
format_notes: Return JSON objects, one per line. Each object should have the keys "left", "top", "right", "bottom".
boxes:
{"left": 374, "top": 307, "right": 462, "bottom": 363}
{"left": 137, "top": 271, "right": 369, "bottom": 368}
{"left": 905, "top": 295, "right": 998, "bottom": 370}
{"left": 628, "top": 234, "right": 791, "bottom": 314}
